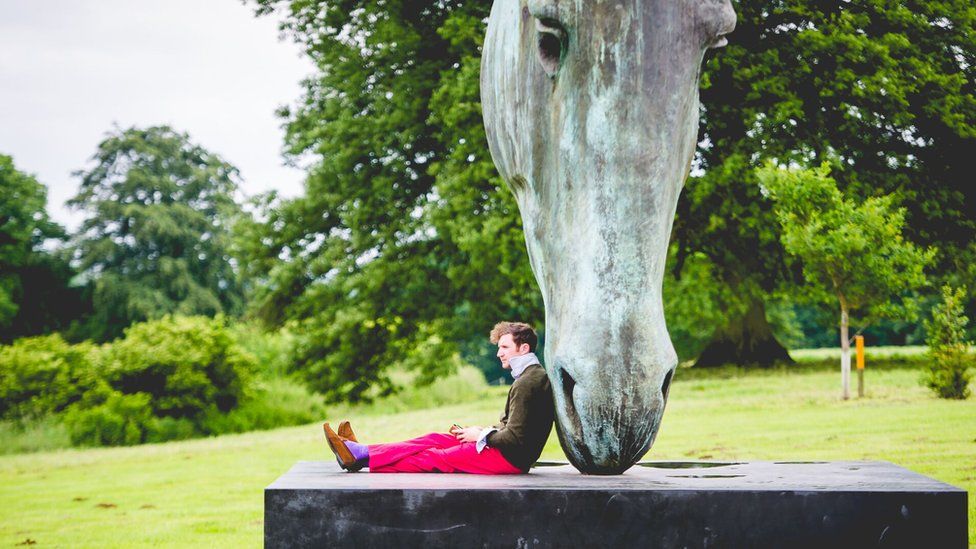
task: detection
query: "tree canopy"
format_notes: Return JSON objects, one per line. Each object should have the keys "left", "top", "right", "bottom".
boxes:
{"left": 682, "top": 0, "right": 976, "bottom": 362}
{"left": 0, "top": 154, "right": 77, "bottom": 341}
{"left": 243, "top": 0, "right": 976, "bottom": 397}
{"left": 242, "top": 0, "right": 539, "bottom": 400}
{"left": 67, "top": 126, "right": 246, "bottom": 341}
{"left": 761, "top": 162, "right": 932, "bottom": 323}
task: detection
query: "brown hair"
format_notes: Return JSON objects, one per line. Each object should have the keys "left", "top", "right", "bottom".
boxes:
{"left": 490, "top": 321, "right": 538, "bottom": 352}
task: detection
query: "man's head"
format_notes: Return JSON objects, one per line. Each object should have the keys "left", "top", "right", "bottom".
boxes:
{"left": 490, "top": 321, "right": 537, "bottom": 369}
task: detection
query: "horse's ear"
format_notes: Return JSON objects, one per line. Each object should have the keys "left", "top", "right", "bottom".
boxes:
{"left": 694, "top": 0, "right": 736, "bottom": 50}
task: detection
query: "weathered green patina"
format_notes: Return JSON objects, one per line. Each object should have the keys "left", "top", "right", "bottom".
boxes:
{"left": 481, "top": 0, "right": 735, "bottom": 474}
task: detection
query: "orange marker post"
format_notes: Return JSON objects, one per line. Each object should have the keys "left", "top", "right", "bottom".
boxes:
{"left": 855, "top": 335, "right": 865, "bottom": 397}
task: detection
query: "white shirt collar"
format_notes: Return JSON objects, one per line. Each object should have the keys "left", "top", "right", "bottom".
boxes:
{"left": 508, "top": 352, "right": 540, "bottom": 379}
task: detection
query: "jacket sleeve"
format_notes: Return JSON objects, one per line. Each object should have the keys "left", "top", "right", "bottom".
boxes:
{"left": 486, "top": 382, "right": 532, "bottom": 451}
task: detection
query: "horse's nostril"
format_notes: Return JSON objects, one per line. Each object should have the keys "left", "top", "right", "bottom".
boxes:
{"left": 560, "top": 366, "right": 576, "bottom": 403}
{"left": 661, "top": 367, "right": 674, "bottom": 401}
{"left": 535, "top": 18, "right": 566, "bottom": 78}
{"left": 559, "top": 366, "right": 584, "bottom": 434}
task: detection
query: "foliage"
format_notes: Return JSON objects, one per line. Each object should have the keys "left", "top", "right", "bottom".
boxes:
{"left": 243, "top": 0, "right": 532, "bottom": 401}
{"left": 63, "top": 391, "right": 155, "bottom": 447}
{"left": 197, "top": 377, "right": 326, "bottom": 436}
{"left": 923, "top": 285, "right": 973, "bottom": 399}
{"left": 662, "top": 248, "right": 735, "bottom": 360}
{"left": 0, "top": 334, "right": 101, "bottom": 420}
{"left": 67, "top": 126, "right": 246, "bottom": 342}
{"left": 677, "top": 0, "right": 976, "bottom": 353}
{"left": 102, "top": 315, "right": 255, "bottom": 419}
{"left": 0, "top": 154, "right": 77, "bottom": 340}
{"left": 230, "top": 323, "right": 298, "bottom": 378}
{"left": 242, "top": 0, "right": 976, "bottom": 393}
{"left": 760, "top": 162, "right": 932, "bottom": 324}
{"left": 0, "top": 316, "right": 279, "bottom": 447}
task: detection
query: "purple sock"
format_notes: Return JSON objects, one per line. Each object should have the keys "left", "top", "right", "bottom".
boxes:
{"left": 344, "top": 440, "right": 369, "bottom": 463}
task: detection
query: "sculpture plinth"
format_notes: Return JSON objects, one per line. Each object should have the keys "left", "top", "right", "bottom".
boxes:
{"left": 265, "top": 461, "right": 968, "bottom": 548}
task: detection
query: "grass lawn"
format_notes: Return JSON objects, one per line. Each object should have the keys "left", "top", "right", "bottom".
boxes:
{"left": 1, "top": 360, "right": 973, "bottom": 547}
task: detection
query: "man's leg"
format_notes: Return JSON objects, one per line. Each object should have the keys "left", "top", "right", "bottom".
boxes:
{"left": 369, "top": 441, "right": 523, "bottom": 474}
{"left": 366, "top": 432, "right": 459, "bottom": 470}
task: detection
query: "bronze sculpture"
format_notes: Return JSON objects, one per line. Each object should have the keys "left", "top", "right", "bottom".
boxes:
{"left": 481, "top": 0, "right": 735, "bottom": 474}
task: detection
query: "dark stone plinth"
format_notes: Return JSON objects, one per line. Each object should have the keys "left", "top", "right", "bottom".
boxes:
{"left": 265, "top": 460, "right": 967, "bottom": 548}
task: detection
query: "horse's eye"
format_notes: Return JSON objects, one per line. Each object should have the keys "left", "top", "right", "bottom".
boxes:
{"left": 534, "top": 17, "right": 566, "bottom": 78}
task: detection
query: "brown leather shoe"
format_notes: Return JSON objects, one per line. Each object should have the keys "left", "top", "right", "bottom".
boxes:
{"left": 323, "top": 422, "right": 357, "bottom": 470}
{"left": 337, "top": 421, "right": 358, "bottom": 442}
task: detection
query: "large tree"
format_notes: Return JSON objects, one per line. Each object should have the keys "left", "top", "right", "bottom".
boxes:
{"left": 0, "top": 154, "right": 81, "bottom": 342}
{"left": 246, "top": 0, "right": 976, "bottom": 397}
{"left": 68, "top": 126, "right": 245, "bottom": 341}
{"left": 243, "top": 0, "right": 533, "bottom": 399}
{"left": 682, "top": 0, "right": 976, "bottom": 365}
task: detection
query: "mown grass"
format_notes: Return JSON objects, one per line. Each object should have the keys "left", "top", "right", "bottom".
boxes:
{"left": 1, "top": 356, "right": 973, "bottom": 547}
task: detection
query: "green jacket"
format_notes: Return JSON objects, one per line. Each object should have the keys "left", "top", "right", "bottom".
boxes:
{"left": 486, "top": 364, "right": 555, "bottom": 471}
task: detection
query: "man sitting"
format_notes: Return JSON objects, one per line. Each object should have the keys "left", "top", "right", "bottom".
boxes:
{"left": 323, "top": 321, "right": 555, "bottom": 474}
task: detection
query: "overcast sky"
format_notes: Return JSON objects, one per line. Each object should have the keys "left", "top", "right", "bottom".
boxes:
{"left": 0, "top": 0, "right": 314, "bottom": 231}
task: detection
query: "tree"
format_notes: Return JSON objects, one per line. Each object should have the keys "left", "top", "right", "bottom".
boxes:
{"left": 679, "top": 0, "right": 976, "bottom": 366}
{"left": 245, "top": 0, "right": 975, "bottom": 397}
{"left": 923, "top": 285, "right": 972, "bottom": 399}
{"left": 67, "top": 126, "right": 245, "bottom": 341}
{"left": 243, "top": 0, "right": 540, "bottom": 401}
{"left": 0, "top": 154, "right": 79, "bottom": 342}
{"left": 760, "top": 162, "right": 933, "bottom": 398}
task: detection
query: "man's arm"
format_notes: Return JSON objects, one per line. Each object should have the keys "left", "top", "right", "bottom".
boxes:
{"left": 484, "top": 382, "right": 533, "bottom": 451}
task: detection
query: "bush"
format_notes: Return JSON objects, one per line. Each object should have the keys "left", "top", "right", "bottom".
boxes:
{"left": 923, "top": 285, "right": 973, "bottom": 399}
{"left": 0, "top": 334, "right": 101, "bottom": 420}
{"left": 103, "top": 315, "right": 256, "bottom": 419}
{"left": 231, "top": 323, "right": 297, "bottom": 378}
{"left": 0, "top": 317, "right": 334, "bottom": 449}
{"left": 198, "top": 377, "right": 327, "bottom": 435}
{"left": 146, "top": 416, "right": 198, "bottom": 443}
{"left": 64, "top": 391, "right": 155, "bottom": 446}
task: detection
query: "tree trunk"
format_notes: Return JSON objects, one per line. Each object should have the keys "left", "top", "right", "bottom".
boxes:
{"left": 840, "top": 302, "right": 851, "bottom": 400}
{"left": 694, "top": 299, "right": 795, "bottom": 368}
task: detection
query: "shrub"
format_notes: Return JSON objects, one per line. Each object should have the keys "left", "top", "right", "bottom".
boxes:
{"left": 0, "top": 334, "right": 101, "bottom": 420}
{"left": 198, "top": 377, "right": 327, "bottom": 435}
{"left": 103, "top": 315, "right": 256, "bottom": 419}
{"left": 923, "top": 285, "right": 973, "bottom": 399}
{"left": 146, "top": 416, "right": 198, "bottom": 443}
{"left": 64, "top": 391, "right": 155, "bottom": 446}
{"left": 231, "top": 323, "right": 296, "bottom": 378}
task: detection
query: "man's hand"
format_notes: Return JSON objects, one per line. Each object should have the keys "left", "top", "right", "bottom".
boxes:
{"left": 452, "top": 426, "right": 483, "bottom": 443}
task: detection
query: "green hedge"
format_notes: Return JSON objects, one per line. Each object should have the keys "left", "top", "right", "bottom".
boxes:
{"left": 0, "top": 334, "right": 101, "bottom": 420}
{"left": 0, "top": 316, "right": 268, "bottom": 446}
{"left": 103, "top": 315, "right": 254, "bottom": 419}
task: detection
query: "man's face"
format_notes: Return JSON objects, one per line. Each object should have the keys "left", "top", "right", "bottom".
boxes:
{"left": 496, "top": 333, "right": 530, "bottom": 369}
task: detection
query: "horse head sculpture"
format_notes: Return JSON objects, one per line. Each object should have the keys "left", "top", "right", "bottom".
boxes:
{"left": 481, "top": 0, "right": 735, "bottom": 474}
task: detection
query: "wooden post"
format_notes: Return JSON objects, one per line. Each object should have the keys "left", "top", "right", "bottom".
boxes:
{"left": 855, "top": 335, "right": 865, "bottom": 397}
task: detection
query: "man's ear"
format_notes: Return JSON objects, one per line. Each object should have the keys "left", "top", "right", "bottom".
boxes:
{"left": 517, "top": 343, "right": 531, "bottom": 355}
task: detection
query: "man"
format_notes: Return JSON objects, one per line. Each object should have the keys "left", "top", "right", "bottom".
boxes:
{"left": 323, "top": 321, "right": 554, "bottom": 474}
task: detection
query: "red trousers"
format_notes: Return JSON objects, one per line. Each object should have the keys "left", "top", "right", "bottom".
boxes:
{"left": 367, "top": 432, "right": 523, "bottom": 474}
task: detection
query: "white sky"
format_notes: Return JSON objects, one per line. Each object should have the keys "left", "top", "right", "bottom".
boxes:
{"left": 0, "top": 0, "right": 314, "bottom": 231}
